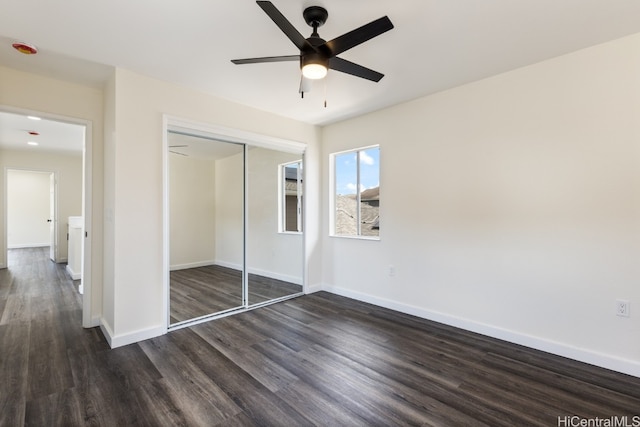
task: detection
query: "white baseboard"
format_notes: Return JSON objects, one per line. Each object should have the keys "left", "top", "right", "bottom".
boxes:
{"left": 214, "top": 260, "right": 302, "bottom": 285}
{"left": 322, "top": 284, "right": 640, "bottom": 378}
{"left": 66, "top": 265, "right": 81, "bottom": 280}
{"left": 248, "top": 267, "right": 302, "bottom": 285}
{"left": 99, "top": 319, "right": 165, "bottom": 349}
{"left": 170, "top": 260, "right": 216, "bottom": 271}
{"left": 8, "top": 243, "right": 49, "bottom": 249}
{"left": 213, "top": 260, "right": 241, "bottom": 271}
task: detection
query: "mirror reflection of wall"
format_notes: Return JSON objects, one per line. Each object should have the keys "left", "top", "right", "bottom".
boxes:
{"left": 167, "top": 128, "right": 305, "bottom": 328}
{"left": 247, "top": 147, "right": 304, "bottom": 306}
{"left": 168, "top": 132, "right": 244, "bottom": 325}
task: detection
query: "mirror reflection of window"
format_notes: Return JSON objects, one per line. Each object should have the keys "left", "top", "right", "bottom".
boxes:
{"left": 281, "top": 160, "right": 303, "bottom": 233}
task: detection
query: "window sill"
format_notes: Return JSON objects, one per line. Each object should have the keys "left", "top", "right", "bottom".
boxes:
{"left": 279, "top": 231, "right": 303, "bottom": 235}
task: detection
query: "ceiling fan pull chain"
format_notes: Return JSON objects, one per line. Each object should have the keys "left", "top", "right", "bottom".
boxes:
{"left": 324, "top": 78, "right": 328, "bottom": 108}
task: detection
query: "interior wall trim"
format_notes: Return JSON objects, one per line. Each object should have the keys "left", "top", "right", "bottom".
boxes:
{"left": 214, "top": 259, "right": 303, "bottom": 285}
{"left": 169, "top": 260, "right": 216, "bottom": 271}
{"left": 100, "top": 320, "right": 165, "bottom": 349}
{"left": 322, "top": 283, "right": 640, "bottom": 378}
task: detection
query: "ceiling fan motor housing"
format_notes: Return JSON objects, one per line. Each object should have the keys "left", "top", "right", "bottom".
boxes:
{"left": 303, "top": 6, "right": 328, "bottom": 29}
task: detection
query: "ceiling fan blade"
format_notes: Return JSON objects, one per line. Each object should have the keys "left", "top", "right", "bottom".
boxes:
{"left": 325, "top": 16, "right": 394, "bottom": 57}
{"left": 169, "top": 150, "right": 188, "bottom": 156}
{"left": 329, "top": 57, "right": 384, "bottom": 82}
{"left": 231, "top": 55, "right": 299, "bottom": 65}
{"left": 257, "top": 1, "right": 315, "bottom": 52}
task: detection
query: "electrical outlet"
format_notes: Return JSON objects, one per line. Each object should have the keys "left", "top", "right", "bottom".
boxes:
{"left": 616, "top": 299, "right": 630, "bottom": 317}
{"left": 388, "top": 265, "right": 396, "bottom": 277}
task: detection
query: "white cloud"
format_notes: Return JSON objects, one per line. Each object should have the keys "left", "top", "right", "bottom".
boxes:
{"left": 360, "top": 151, "right": 374, "bottom": 165}
{"left": 346, "top": 182, "right": 364, "bottom": 193}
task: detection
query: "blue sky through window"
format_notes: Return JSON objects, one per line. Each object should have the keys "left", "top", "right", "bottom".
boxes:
{"left": 335, "top": 147, "right": 380, "bottom": 195}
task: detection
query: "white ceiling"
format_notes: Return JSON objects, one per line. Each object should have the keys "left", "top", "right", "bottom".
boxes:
{"left": 0, "top": 111, "right": 84, "bottom": 155}
{"left": 2, "top": 0, "right": 640, "bottom": 129}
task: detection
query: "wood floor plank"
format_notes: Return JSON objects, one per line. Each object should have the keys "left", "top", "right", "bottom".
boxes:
{"left": 0, "top": 323, "right": 29, "bottom": 426}
{"left": 165, "top": 328, "right": 312, "bottom": 426}
{"left": 193, "top": 323, "right": 301, "bottom": 393}
{"left": 27, "top": 309, "right": 75, "bottom": 400}
{"left": 24, "top": 387, "right": 87, "bottom": 427}
{"left": 66, "top": 349, "right": 151, "bottom": 426}
{"left": 139, "top": 334, "right": 244, "bottom": 424}
{"left": 0, "top": 294, "right": 31, "bottom": 325}
{"left": 479, "top": 351, "right": 640, "bottom": 416}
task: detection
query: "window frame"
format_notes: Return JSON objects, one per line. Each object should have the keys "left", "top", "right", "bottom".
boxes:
{"left": 278, "top": 159, "right": 303, "bottom": 234}
{"left": 330, "top": 145, "right": 380, "bottom": 240}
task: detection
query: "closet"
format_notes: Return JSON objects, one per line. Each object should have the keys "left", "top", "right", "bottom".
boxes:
{"left": 164, "top": 119, "right": 305, "bottom": 328}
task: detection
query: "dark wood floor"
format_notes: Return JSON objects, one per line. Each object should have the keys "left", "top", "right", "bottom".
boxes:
{"left": 170, "top": 265, "right": 302, "bottom": 324}
{"left": 2, "top": 247, "right": 640, "bottom": 426}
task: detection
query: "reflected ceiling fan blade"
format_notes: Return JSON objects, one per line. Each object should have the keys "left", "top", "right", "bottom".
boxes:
{"left": 231, "top": 55, "right": 299, "bottom": 65}
{"left": 169, "top": 145, "right": 188, "bottom": 148}
{"left": 329, "top": 57, "right": 384, "bottom": 82}
{"left": 257, "top": 1, "right": 315, "bottom": 51}
{"left": 169, "top": 150, "right": 188, "bottom": 156}
{"left": 325, "top": 16, "right": 394, "bottom": 56}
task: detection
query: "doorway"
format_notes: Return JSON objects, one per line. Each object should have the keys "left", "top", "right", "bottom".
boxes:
{"left": 6, "top": 170, "right": 57, "bottom": 261}
{"left": 0, "top": 108, "right": 93, "bottom": 327}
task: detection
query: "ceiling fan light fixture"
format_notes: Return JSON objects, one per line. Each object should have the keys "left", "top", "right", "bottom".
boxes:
{"left": 302, "top": 63, "right": 327, "bottom": 79}
{"left": 301, "top": 52, "right": 328, "bottom": 79}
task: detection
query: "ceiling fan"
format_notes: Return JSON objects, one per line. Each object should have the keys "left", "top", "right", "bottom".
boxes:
{"left": 231, "top": 1, "right": 394, "bottom": 96}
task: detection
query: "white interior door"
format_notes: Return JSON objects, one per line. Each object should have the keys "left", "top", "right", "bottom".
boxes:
{"left": 49, "top": 173, "right": 56, "bottom": 262}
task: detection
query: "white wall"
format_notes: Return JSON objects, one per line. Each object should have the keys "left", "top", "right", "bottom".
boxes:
{"left": 0, "top": 66, "right": 104, "bottom": 324}
{"left": 321, "top": 33, "right": 640, "bottom": 376}
{"left": 104, "top": 68, "right": 320, "bottom": 346}
{"left": 214, "top": 151, "right": 243, "bottom": 269}
{"left": 169, "top": 154, "right": 216, "bottom": 269}
{"left": 7, "top": 170, "right": 51, "bottom": 248}
{"left": 1, "top": 151, "right": 83, "bottom": 260}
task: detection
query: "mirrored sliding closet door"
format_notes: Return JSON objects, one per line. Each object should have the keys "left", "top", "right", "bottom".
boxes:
{"left": 166, "top": 124, "right": 305, "bottom": 329}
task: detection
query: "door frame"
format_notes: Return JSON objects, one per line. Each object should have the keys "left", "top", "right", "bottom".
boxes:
{"left": 4, "top": 169, "right": 57, "bottom": 257}
{"left": 49, "top": 171, "right": 57, "bottom": 262}
{"left": 0, "top": 105, "right": 94, "bottom": 328}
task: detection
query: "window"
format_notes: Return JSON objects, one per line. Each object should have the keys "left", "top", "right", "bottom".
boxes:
{"left": 332, "top": 146, "right": 380, "bottom": 238}
{"left": 280, "top": 160, "right": 303, "bottom": 232}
